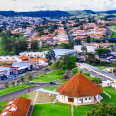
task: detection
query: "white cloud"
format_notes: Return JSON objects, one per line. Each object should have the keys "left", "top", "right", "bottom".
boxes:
{"left": 0, "top": 0, "right": 116, "bottom": 11}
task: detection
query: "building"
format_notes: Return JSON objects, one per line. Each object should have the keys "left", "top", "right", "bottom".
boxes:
{"left": 30, "top": 58, "right": 48, "bottom": 66}
{"left": 57, "top": 72, "right": 103, "bottom": 105}
{"left": 52, "top": 49, "right": 77, "bottom": 59}
{"left": 0, "top": 97, "right": 31, "bottom": 116}
{"left": 19, "top": 51, "right": 47, "bottom": 59}
{"left": 74, "top": 45, "right": 97, "bottom": 53}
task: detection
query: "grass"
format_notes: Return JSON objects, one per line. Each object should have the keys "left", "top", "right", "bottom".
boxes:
{"left": 109, "top": 25, "right": 116, "bottom": 32}
{"left": 32, "top": 103, "right": 71, "bottom": 116}
{"left": 57, "top": 79, "right": 67, "bottom": 84}
{"left": 32, "top": 87, "right": 116, "bottom": 116}
{"left": 32, "top": 70, "right": 66, "bottom": 83}
{"left": 101, "top": 87, "right": 116, "bottom": 106}
{"left": 0, "top": 101, "right": 7, "bottom": 113}
{"left": 74, "top": 105, "right": 91, "bottom": 116}
{"left": 44, "top": 85, "right": 59, "bottom": 91}
{"left": 0, "top": 85, "right": 31, "bottom": 96}
{"left": 111, "top": 32, "right": 116, "bottom": 38}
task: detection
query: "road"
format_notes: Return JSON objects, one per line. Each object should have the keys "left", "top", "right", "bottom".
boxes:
{"left": 0, "top": 83, "right": 60, "bottom": 103}
{"left": 105, "top": 27, "right": 112, "bottom": 39}
{"left": 27, "top": 30, "right": 36, "bottom": 41}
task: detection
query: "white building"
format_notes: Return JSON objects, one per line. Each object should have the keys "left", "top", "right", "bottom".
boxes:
{"left": 19, "top": 51, "right": 47, "bottom": 59}
{"left": 57, "top": 72, "right": 103, "bottom": 106}
{"left": 52, "top": 49, "right": 77, "bottom": 59}
{"left": 74, "top": 45, "right": 97, "bottom": 53}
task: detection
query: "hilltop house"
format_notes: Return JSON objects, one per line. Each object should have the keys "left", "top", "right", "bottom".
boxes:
{"left": 57, "top": 73, "right": 104, "bottom": 105}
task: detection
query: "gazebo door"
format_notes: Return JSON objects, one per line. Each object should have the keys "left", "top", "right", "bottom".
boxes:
{"left": 68, "top": 98, "right": 74, "bottom": 103}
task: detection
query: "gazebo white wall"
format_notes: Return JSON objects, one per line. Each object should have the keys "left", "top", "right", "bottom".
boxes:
{"left": 58, "top": 95, "right": 96, "bottom": 105}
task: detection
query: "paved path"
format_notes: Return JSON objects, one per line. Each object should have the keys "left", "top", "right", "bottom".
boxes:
{"left": 0, "top": 83, "right": 54, "bottom": 103}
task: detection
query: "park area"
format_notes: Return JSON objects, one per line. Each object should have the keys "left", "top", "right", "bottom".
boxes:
{"left": 31, "top": 87, "right": 116, "bottom": 116}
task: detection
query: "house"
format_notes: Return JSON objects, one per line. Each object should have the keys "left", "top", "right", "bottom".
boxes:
{"left": 0, "top": 97, "right": 31, "bottom": 116}
{"left": 74, "top": 45, "right": 97, "bottom": 53}
{"left": 57, "top": 72, "right": 103, "bottom": 105}
{"left": 18, "top": 56, "right": 28, "bottom": 62}
{"left": 30, "top": 58, "right": 48, "bottom": 66}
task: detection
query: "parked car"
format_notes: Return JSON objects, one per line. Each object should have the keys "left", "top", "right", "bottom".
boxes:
{"left": 0, "top": 86, "right": 3, "bottom": 90}
{"left": 0, "top": 75, "right": 7, "bottom": 80}
{"left": 49, "top": 81, "right": 56, "bottom": 85}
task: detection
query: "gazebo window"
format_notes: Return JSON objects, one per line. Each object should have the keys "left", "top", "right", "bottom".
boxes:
{"left": 89, "top": 98, "right": 91, "bottom": 100}
{"left": 85, "top": 98, "right": 87, "bottom": 100}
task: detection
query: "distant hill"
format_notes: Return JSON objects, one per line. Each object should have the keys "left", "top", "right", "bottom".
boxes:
{"left": 0, "top": 11, "right": 71, "bottom": 17}
{"left": 83, "top": 10, "right": 96, "bottom": 14}
{"left": 104, "top": 10, "right": 116, "bottom": 14}
{"left": 0, "top": 10, "right": 116, "bottom": 18}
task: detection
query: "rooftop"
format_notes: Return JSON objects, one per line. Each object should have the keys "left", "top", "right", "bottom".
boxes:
{"left": 57, "top": 72, "right": 103, "bottom": 97}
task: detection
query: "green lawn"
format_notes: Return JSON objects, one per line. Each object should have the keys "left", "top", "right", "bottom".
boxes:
{"left": 32, "top": 70, "right": 66, "bottom": 83}
{"left": 57, "top": 79, "right": 67, "bottom": 84}
{"left": 0, "top": 85, "right": 31, "bottom": 96}
{"left": 32, "top": 103, "right": 71, "bottom": 116}
{"left": 0, "top": 101, "right": 7, "bottom": 113}
{"left": 32, "top": 87, "right": 116, "bottom": 116}
{"left": 74, "top": 105, "right": 91, "bottom": 116}
{"left": 109, "top": 25, "right": 116, "bottom": 32}
{"left": 44, "top": 85, "right": 59, "bottom": 91}
{"left": 101, "top": 87, "right": 116, "bottom": 106}
{"left": 111, "top": 32, "right": 116, "bottom": 38}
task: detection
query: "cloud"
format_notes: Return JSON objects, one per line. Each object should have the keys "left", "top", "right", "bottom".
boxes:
{"left": 0, "top": 0, "right": 116, "bottom": 11}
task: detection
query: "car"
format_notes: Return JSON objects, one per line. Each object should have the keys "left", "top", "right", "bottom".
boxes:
{"left": 29, "top": 81, "right": 34, "bottom": 84}
{"left": 0, "top": 86, "right": 3, "bottom": 90}
{"left": 49, "top": 81, "right": 56, "bottom": 85}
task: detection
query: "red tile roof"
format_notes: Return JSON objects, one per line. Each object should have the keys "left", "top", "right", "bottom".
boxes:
{"left": 57, "top": 72, "right": 103, "bottom": 97}
{"left": 18, "top": 56, "right": 28, "bottom": 60}
{"left": 0, "top": 97, "right": 31, "bottom": 116}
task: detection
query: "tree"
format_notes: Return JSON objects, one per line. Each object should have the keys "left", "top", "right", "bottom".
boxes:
{"left": 96, "top": 48, "right": 110, "bottom": 56}
{"left": 28, "top": 74, "right": 33, "bottom": 81}
{"left": 46, "top": 49, "right": 56, "bottom": 61}
{"left": 49, "top": 55, "right": 78, "bottom": 70}
{"left": 81, "top": 46, "right": 87, "bottom": 54}
{"left": 14, "top": 38, "right": 28, "bottom": 54}
{"left": 60, "top": 43, "right": 72, "bottom": 49}
{"left": 11, "top": 81, "right": 15, "bottom": 87}
{"left": 90, "top": 77, "right": 102, "bottom": 84}
{"left": 4, "top": 82, "right": 9, "bottom": 88}
{"left": 71, "top": 68, "right": 79, "bottom": 75}
{"left": 31, "top": 40, "right": 39, "bottom": 51}
{"left": 20, "top": 76, "right": 25, "bottom": 84}
{"left": 87, "top": 103, "right": 116, "bottom": 116}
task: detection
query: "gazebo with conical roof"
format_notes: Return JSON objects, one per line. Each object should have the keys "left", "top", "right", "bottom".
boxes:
{"left": 57, "top": 72, "right": 103, "bottom": 105}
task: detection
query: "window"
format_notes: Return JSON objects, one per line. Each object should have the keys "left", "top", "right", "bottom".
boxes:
{"left": 89, "top": 98, "right": 91, "bottom": 100}
{"left": 85, "top": 98, "right": 87, "bottom": 100}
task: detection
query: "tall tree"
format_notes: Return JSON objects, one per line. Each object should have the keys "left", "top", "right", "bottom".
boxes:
{"left": 31, "top": 40, "right": 39, "bottom": 51}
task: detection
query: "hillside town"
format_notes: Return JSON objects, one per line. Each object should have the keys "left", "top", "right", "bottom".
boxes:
{"left": 0, "top": 6, "right": 116, "bottom": 116}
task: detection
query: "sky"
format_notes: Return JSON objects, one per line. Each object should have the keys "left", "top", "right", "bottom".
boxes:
{"left": 0, "top": 0, "right": 116, "bottom": 11}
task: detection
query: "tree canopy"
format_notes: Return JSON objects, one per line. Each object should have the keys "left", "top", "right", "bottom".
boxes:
{"left": 87, "top": 104, "right": 116, "bottom": 116}
{"left": 96, "top": 48, "right": 110, "bottom": 56}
